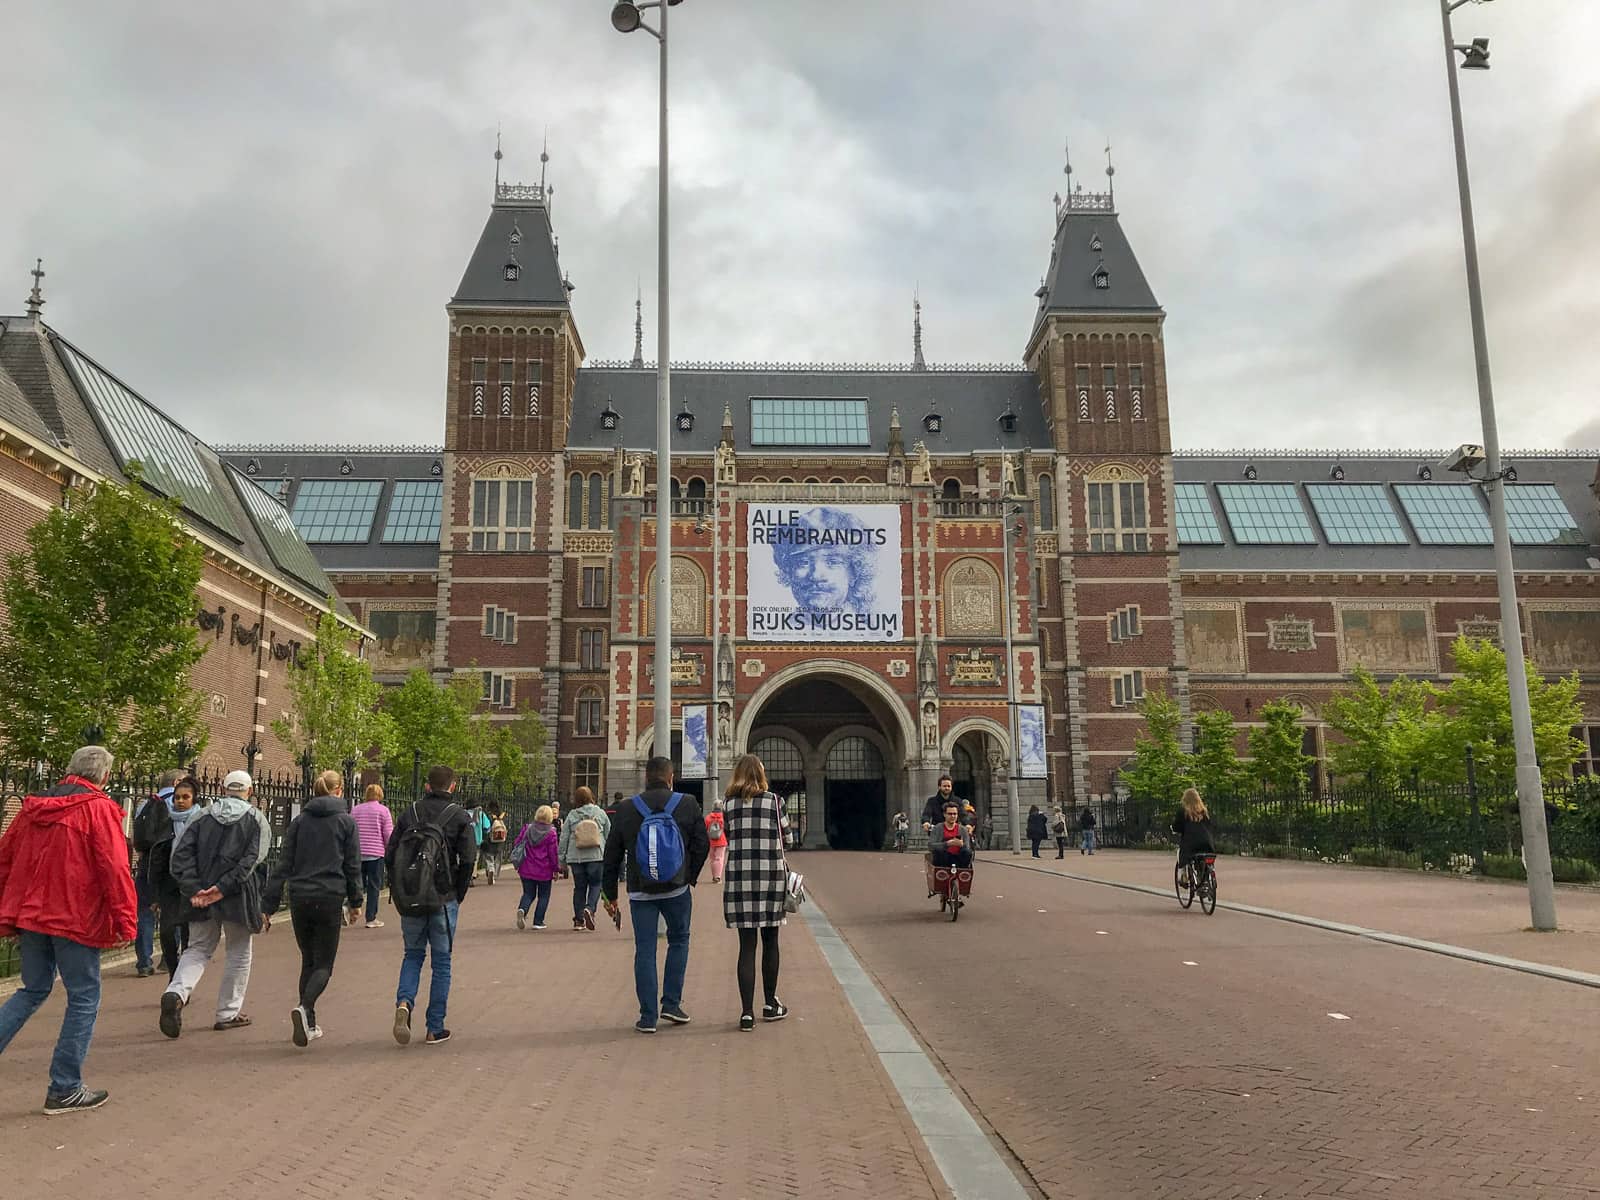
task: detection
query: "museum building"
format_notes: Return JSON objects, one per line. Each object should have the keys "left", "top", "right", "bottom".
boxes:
{"left": 219, "top": 171, "right": 1600, "bottom": 847}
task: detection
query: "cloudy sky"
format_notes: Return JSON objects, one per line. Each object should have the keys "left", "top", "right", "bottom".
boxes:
{"left": 5, "top": 1, "right": 1598, "bottom": 452}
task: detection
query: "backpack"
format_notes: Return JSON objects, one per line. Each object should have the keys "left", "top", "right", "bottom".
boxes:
{"left": 390, "top": 802, "right": 459, "bottom": 917}
{"left": 509, "top": 824, "right": 531, "bottom": 869}
{"left": 132, "top": 796, "right": 171, "bottom": 856}
{"left": 574, "top": 816, "right": 603, "bottom": 850}
{"left": 489, "top": 814, "right": 508, "bottom": 843}
{"left": 632, "top": 793, "right": 686, "bottom": 886}
{"left": 706, "top": 813, "right": 725, "bottom": 842}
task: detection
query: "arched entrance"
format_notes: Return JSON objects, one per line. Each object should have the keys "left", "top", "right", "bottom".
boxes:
{"left": 823, "top": 734, "right": 886, "bottom": 850}
{"left": 751, "top": 734, "right": 807, "bottom": 845}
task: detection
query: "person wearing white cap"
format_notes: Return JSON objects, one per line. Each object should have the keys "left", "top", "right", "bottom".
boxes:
{"left": 159, "top": 771, "right": 266, "bottom": 1037}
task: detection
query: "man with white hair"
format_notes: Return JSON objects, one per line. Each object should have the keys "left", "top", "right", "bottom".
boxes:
{"left": 160, "top": 769, "right": 265, "bottom": 1038}
{"left": 0, "top": 745, "right": 137, "bottom": 1114}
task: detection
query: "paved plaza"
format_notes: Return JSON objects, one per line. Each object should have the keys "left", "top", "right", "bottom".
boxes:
{"left": 5, "top": 856, "right": 1600, "bottom": 1198}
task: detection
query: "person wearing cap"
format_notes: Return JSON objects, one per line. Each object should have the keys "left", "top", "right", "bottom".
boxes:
{"left": 159, "top": 770, "right": 266, "bottom": 1038}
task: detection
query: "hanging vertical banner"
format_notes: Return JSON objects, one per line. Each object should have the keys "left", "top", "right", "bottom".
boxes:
{"left": 746, "top": 504, "right": 903, "bottom": 641}
{"left": 1017, "top": 705, "right": 1047, "bottom": 779}
{"left": 681, "top": 704, "right": 709, "bottom": 780}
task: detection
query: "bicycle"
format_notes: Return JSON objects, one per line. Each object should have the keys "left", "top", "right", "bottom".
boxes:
{"left": 1174, "top": 854, "right": 1218, "bottom": 915}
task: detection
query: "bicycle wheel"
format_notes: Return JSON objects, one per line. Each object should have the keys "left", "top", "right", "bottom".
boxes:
{"left": 1174, "top": 861, "right": 1194, "bottom": 909}
{"left": 948, "top": 879, "right": 961, "bottom": 922}
{"left": 1200, "top": 869, "right": 1217, "bottom": 915}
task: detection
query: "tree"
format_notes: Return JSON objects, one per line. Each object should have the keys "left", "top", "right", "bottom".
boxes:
{"left": 1249, "top": 700, "right": 1313, "bottom": 795}
{"left": 272, "top": 608, "right": 395, "bottom": 772}
{"left": 1420, "top": 637, "right": 1583, "bottom": 789}
{"left": 385, "top": 669, "right": 478, "bottom": 775}
{"left": 1118, "top": 691, "right": 1192, "bottom": 801}
{"left": 1188, "top": 708, "right": 1247, "bottom": 800}
{"left": 1319, "top": 668, "right": 1430, "bottom": 786}
{"left": 0, "top": 469, "right": 209, "bottom": 773}
{"left": 491, "top": 703, "right": 551, "bottom": 792}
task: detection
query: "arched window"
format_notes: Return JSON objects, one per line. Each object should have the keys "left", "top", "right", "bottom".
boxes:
{"left": 829, "top": 477, "right": 846, "bottom": 484}
{"left": 567, "top": 472, "right": 584, "bottom": 529}
{"left": 587, "top": 473, "right": 604, "bottom": 530}
{"left": 683, "top": 477, "right": 706, "bottom": 515}
{"left": 646, "top": 556, "right": 707, "bottom": 636}
{"left": 1084, "top": 463, "right": 1149, "bottom": 552}
{"left": 825, "top": 736, "right": 885, "bottom": 779}
{"left": 669, "top": 478, "right": 682, "bottom": 498}
{"left": 751, "top": 736, "right": 804, "bottom": 782}
{"left": 575, "top": 687, "right": 604, "bottom": 737}
{"left": 778, "top": 476, "right": 795, "bottom": 484}
{"left": 941, "top": 478, "right": 962, "bottom": 500}
{"left": 686, "top": 478, "right": 706, "bottom": 499}
{"left": 471, "top": 467, "right": 535, "bottom": 550}
{"left": 804, "top": 476, "right": 820, "bottom": 484}
{"left": 1037, "top": 474, "right": 1055, "bottom": 531}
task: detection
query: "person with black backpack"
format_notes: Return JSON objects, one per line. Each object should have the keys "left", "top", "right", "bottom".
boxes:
{"left": 385, "top": 765, "right": 476, "bottom": 1047}
{"left": 600, "top": 756, "right": 710, "bottom": 1035}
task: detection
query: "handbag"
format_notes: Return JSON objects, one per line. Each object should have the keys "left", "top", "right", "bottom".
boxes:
{"left": 775, "top": 793, "right": 806, "bottom": 913}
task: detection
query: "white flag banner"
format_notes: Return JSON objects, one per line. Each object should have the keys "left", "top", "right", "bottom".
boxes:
{"left": 680, "top": 705, "right": 709, "bottom": 780}
{"left": 746, "top": 504, "right": 903, "bottom": 642}
{"left": 1017, "top": 705, "right": 1047, "bottom": 779}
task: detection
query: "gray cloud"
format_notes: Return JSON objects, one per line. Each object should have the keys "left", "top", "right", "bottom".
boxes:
{"left": 3, "top": 1, "right": 1596, "bottom": 452}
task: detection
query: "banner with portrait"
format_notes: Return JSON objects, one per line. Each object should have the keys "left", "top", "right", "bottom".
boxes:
{"left": 1017, "top": 704, "right": 1047, "bottom": 779}
{"left": 746, "top": 504, "right": 903, "bottom": 642}
{"left": 680, "top": 704, "right": 709, "bottom": 780}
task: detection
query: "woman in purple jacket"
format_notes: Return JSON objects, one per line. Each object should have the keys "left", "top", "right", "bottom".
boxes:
{"left": 514, "top": 806, "right": 561, "bottom": 930}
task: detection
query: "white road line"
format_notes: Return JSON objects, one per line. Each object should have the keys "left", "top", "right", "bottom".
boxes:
{"left": 1327, "top": 1012, "right": 1351, "bottom": 1020}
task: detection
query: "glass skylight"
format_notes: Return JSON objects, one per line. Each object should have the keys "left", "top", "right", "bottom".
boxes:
{"left": 382, "top": 480, "right": 443, "bottom": 544}
{"left": 1504, "top": 484, "right": 1585, "bottom": 546}
{"left": 1305, "top": 483, "right": 1409, "bottom": 545}
{"left": 290, "top": 479, "right": 384, "bottom": 543}
{"left": 750, "top": 397, "right": 870, "bottom": 446}
{"left": 1393, "top": 484, "right": 1492, "bottom": 545}
{"left": 1174, "top": 483, "right": 1224, "bottom": 545}
{"left": 1215, "top": 483, "right": 1317, "bottom": 544}
{"left": 228, "top": 467, "right": 334, "bottom": 595}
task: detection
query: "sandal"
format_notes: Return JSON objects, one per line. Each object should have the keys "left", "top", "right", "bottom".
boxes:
{"left": 213, "top": 1015, "right": 253, "bottom": 1031}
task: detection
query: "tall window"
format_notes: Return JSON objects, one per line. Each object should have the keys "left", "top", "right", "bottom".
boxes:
{"left": 483, "top": 605, "right": 518, "bottom": 645}
{"left": 498, "top": 359, "right": 515, "bottom": 416}
{"left": 580, "top": 565, "right": 608, "bottom": 608}
{"left": 567, "top": 473, "right": 584, "bottom": 528}
{"left": 575, "top": 688, "right": 604, "bottom": 737}
{"left": 1111, "top": 670, "right": 1145, "bottom": 708}
{"left": 482, "top": 671, "right": 514, "bottom": 709}
{"left": 1037, "top": 473, "right": 1055, "bottom": 531}
{"left": 587, "top": 473, "right": 605, "bottom": 529}
{"left": 470, "top": 359, "right": 487, "bottom": 416}
{"left": 471, "top": 478, "right": 534, "bottom": 550}
{"left": 573, "top": 756, "right": 602, "bottom": 795}
{"left": 1086, "top": 472, "right": 1148, "bottom": 552}
{"left": 579, "top": 627, "right": 606, "bottom": 670}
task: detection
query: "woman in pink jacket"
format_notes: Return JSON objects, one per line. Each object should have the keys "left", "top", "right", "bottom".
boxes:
{"left": 513, "top": 805, "right": 561, "bottom": 930}
{"left": 350, "top": 784, "right": 394, "bottom": 929}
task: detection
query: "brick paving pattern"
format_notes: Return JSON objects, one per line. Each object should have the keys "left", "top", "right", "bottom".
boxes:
{"left": 3, "top": 881, "right": 947, "bottom": 1200}
{"left": 804, "top": 852, "right": 1600, "bottom": 1200}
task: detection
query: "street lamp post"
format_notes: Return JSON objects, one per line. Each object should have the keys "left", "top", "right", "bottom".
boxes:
{"left": 1438, "top": 0, "right": 1556, "bottom": 930}
{"left": 998, "top": 498, "right": 1024, "bottom": 854}
{"left": 611, "top": 0, "right": 679, "bottom": 764}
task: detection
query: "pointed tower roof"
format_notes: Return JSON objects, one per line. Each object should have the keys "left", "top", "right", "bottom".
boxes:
{"left": 911, "top": 290, "right": 926, "bottom": 371}
{"left": 452, "top": 163, "right": 570, "bottom": 310}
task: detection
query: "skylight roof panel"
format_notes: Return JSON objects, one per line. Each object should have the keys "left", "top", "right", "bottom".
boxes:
{"left": 749, "top": 397, "right": 870, "bottom": 446}
{"left": 1305, "top": 483, "right": 1409, "bottom": 545}
{"left": 1504, "top": 484, "right": 1585, "bottom": 546}
{"left": 290, "top": 479, "right": 384, "bottom": 543}
{"left": 1174, "top": 483, "right": 1224, "bottom": 544}
{"left": 381, "top": 480, "right": 443, "bottom": 544}
{"left": 56, "top": 339, "right": 241, "bottom": 539}
{"left": 1215, "top": 483, "right": 1318, "bottom": 544}
{"left": 1393, "top": 484, "right": 1491, "bottom": 545}
{"left": 227, "top": 466, "right": 334, "bottom": 596}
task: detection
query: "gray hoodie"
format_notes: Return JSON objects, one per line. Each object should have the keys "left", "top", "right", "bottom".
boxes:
{"left": 558, "top": 802, "right": 612, "bottom": 865}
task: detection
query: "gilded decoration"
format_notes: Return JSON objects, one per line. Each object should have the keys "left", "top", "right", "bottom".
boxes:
{"left": 563, "top": 533, "right": 613, "bottom": 555}
{"left": 1185, "top": 603, "right": 1245, "bottom": 674}
{"left": 944, "top": 558, "right": 1001, "bottom": 636}
{"left": 1527, "top": 607, "right": 1600, "bottom": 673}
{"left": 946, "top": 648, "right": 1002, "bottom": 685}
{"left": 1266, "top": 617, "right": 1315, "bottom": 653}
{"left": 1337, "top": 604, "right": 1435, "bottom": 674}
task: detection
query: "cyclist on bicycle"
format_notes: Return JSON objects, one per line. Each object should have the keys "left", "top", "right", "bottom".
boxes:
{"left": 891, "top": 811, "right": 910, "bottom": 851}
{"left": 928, "top": 801, "right": 974, "bottom": 869}
{"left": 1171, "top": 787, "right": 1216, "bottom": 880}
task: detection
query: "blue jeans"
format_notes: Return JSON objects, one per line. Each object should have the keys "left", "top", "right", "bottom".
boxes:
{"left": 0, "top": 930, "right": 102, "bottom": 1096}
{"left": 629, "top": 890, "right": 692, "bottom": 1026}
{"left": 1081, "top": 829, "right": 1096, "bottom": 853}
{"left": 570, "top": 861, "right": 603, "bottom": 921}
{"left": 134, "top": 872, "right": 156, "bottom": 970}
{"left": 518, "top": 878, "right": 552, "bottom": 925}
{"left": 361, "top": 858, "right": 385, "bottom": 923}
{"left": 396, "top": 900, "right": 458, "bottom": 1035}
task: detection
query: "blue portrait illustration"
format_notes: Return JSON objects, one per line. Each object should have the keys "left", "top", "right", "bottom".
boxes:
{"left": 1017, "top": 706, "right": 1045, "bottom": 775}
{"left": 770, "top": 507, "right": 877, "bottom": 614}
{"left": 683, "top": 707, "right": 709, "bottom": 767}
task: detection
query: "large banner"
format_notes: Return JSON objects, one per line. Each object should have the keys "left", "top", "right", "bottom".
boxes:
{"left": 681, "top": 705, "right": 709, "bottom": 780}
{"left": 1017, "top": 704, "right": 1047, "bottom": 779}
{"left": 747, "top": 504, "right": 903, "bottom": 642}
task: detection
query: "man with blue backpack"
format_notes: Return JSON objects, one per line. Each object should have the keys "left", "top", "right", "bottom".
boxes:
{"left": 600, "top": 756, "right": 710, "bottom": 1034}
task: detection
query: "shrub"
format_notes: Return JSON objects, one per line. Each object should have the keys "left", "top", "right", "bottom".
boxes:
{"left": 1483, "top": 853, "right": 1527, "bottom": 881}
{"left": 1252, "top": 843, "right": 1322, "bottom": 862}
{"left": 1551, "top": 856, "right": 1600, "bottom": 884}
{"left": 1348, "top": 846, "right": 1423, "bottom": 870}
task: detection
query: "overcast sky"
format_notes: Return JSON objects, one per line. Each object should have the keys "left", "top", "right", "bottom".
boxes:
{"left": 5, "top": 1, "right": 1598, "bottom": 453}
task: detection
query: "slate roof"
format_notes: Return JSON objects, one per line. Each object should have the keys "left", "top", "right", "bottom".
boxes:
{"left": 1029, "top": 204, "right": 1162, "bottom": 348}
{"left": 1173, "top": 452, "right": 1600, "bottom": 573}
{"left": 0, "top": 315, "right": 345, "bottom": 607}
{"left": 569, "top": 365, "right": 1048, "bottom": 454}
{"left": 451, "top": 185, "right": 569, "bottom": 310}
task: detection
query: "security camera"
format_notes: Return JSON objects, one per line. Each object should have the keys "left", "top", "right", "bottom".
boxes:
{"left": 1439, "top": 443, "right": 1485, "bottom": 475}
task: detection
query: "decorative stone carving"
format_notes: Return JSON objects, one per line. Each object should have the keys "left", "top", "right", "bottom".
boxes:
{"left": 1337, "top": 603, "right": 1435, "bottom": 674}
{"left": 714, "top": 442, "right": 736, "bottom": 485}
{"left": 1185, "top": 603, "right": 1245, "bottom": 674}
{"left": 922, "top": 701, "right": 940, "bottom": 749}
{"left": 645, "top": 652, "right": 703, "bottom": 686}
{"left": 947, "top": 648, "right": 1002, "bottom": 685}
{"left": 196, "top": 606, "right": 226, "bottom": 639}
{"left": 742, "top": 658, "right": 766, "bottom": 678}
{"left": 563, "top": 533, "right": 614, "bottom": 555}
{"left": 717, "top": 702, "right": 733, "bottom": 749}
{"left": 1000, "top": 453, "right": 1018, "bottom": 498}
{"left": 910, "top": 441, "right": 933, "bottom": 486}
{"left": 623, "top": 454, "right": 646, "bottom": 497}
{"left": 886, "top": 659, "right": 910, "bottom": 679}
{"left": 944, "top": 558, "right": 1001, "bottom": 636}
{"left": 647, "top": 557, "right": 707, "bottom": 636}
{"left": 1526, "top": 606, "right": 1600, "bottom": 672}
{"left": 209, "top": 693, "right": 227, "bottom": 717}
{"left": 1456, "top": 618, "right": 1502, "bottom": 646}
{"left": 1266, "top": 617, "right": 1315, "bottom": 653}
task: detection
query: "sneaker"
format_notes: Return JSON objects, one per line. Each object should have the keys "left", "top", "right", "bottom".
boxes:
{"left": 43, "top": 1086, "right": 109, "bottom": 1115}
{"left": 660, "top": 1004, "right": 692, "bottom": 1026}
{"left": 532, "top": 923, "right": 546, "bottom": 931}
{"left": 582, "top": 909, "right": 596, "bottom": 931}
{"left": 159, "top": 991, "right": 184, "bottom": 1039}
{"left": 309, "top": 1025, "right": 324, "bottom": 1042}
{"left": 291, "top": 1005, "right": 310, "bottom": 1047}
{"left": 365, "top": 919, "right": 385, "bottom": 929}
{"left": 763, "top": 1001, "right": 789, "bottom": 1023}
{"left": 739, "top": 1014, "right": 755, "bottom": 1032}
{"left": 634, "top": 1020, "right": 657, "bottom": 1035}
{"left": 392, "top": 1002, "right": 412, "bottom": 1046}
{"left": 425, "top": 1029, "right": 451, "bottom": 1045}
{"left": 516, "top": 909, "right": 526, "bottom": 930}
{"left": 136, "top": 965, "right": 154, "bottom": 978}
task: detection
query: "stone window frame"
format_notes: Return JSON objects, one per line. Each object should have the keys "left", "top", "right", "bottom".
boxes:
{"left": 578, "top": 626, "right": 607, "bottom": 670}
{"left": 482, "top": 670, "right": 515, "bottom": 709}
{"left": 575, "top": 686, "right": 605, "bottom": 737}
{"left": 482, "top": 604, "right": 518, "bottom": 646}
{"left": 469, "top": 469, "right": 535, "bottom": 551}
{"left": 1083, "top": 462, "right": 1149, "bottom": 553}
{"left": 579, "top": 562, "right": 609, "bottom": 608}
{"left": 573, "top": 755, "right": 603, "bottom": 794}
{"left": 1108, "top": 604, "right": 1141, "bottom": 644}
{"left": 1110, "top": 670, "right": 1145, "bottom": 708}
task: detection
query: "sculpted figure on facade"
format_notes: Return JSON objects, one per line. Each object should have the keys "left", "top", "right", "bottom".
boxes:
{"left": 910, "top": 441, "right": 933, "bottom": 486}
{"left": 714, "top": 441, "right": 736, "bottom": 485}
{"left": 624, "top": 454, "right": 646, "bottom": 497}
{"left": 1000, "top": 453, "right": 1018, "bottom": 498}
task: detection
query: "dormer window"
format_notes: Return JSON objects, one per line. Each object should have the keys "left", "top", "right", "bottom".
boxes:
{"left": 675, "top": 405, "right": 695, "bottom": 433}
{"left": 601, "top": 404, "right": 620, "bottom": 431}
{"left": 509, "top": 224, "right": 522, "bottom": 245}
{"left": 504, "top": 263, "right": 520, "bottom": 281}
{"left": 1090, "top": 233, "right": 1103, "bottom": 252}
{"left": 923, "top": 408, "right": 942, "bottom": 435}
{"left": 1092, "top": 263, "right": 1110, "bottom": 290}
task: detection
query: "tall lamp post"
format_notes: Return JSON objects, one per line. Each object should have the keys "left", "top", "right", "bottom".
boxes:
{"left": 611, "top": 0, "right": 681, "bottom": 762}
{"left": 1438, "top": 0, "right": 1556, "bottom": 930}
{"left": 996, "top": 419, "right": 1024, "bottom": 853}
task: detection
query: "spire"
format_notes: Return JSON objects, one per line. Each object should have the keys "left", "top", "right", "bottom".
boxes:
{"left": 1104, "top": 138, "right": 1115, "bottom": 209}
{"left": 911, "top": 288, "right": 926, "bottom": 371}
{"left": 494, "top": 126, "right": 503, "bottom": 194}
{"left": 721, "top": 401, "right": 734, "bottom": 444}
{"left": 539, "top": 129, "right": 550, "bottom": 192}
{"left": 887, "top": 405, "right": 904, "bottom": 457}
{"left": 631, "top": 283, "right": 645, "bottom": 368}
{"left": 25, "top": 258, "right": 44, "bottom": 318}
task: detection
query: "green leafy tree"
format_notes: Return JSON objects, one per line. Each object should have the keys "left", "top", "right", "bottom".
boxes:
{"left": 490, "top": 703, "right": 551, "bottom": 792}
{"left": 1119, "top": 690, "right": 1192, "bottom": 801}
{"left": 1320, "top": 667, "right": 1430, "bottom": 786}
{"left": 1188, "top": 707, "right": 1247, "bottom": 800}
{"left": 385, "top": 669, "right": 478, "bottom": 776}
{"left": 273, "top": 608, "right": 396, "bottom": 772}
{"left": 1249, "top": 699, "right": 1313, "bottom": 795}
{"left": 1419, "top": 637, "right": 1583, "bottom": 789}
{"left": 0, "top": 470, "right": 209, "bottom": 773}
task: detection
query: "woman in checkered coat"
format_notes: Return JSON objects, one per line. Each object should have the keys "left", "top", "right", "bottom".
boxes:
{"left": 722, "top": 754, "right": 789, "bottom": 1032}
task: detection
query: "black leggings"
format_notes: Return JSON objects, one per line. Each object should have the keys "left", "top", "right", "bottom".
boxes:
{"left": 736, "top": 926, "right": 782, "bottom": 1017}
{"left": 290, "top": 898, "right": 345, "bottom": 1025}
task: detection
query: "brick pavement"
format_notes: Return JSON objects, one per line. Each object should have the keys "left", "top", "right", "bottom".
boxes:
{"left": 996, "top": 849, "right": 1600, "bottom": 974}
{"left": 803, "top": 851, "right": 1600, "bottom": 1200}
{"left": 3, "top": 879, "right": 951, "bottom": 1200}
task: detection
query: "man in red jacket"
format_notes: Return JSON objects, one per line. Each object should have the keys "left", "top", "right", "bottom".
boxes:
{"left": 0, "top": 745, "right": 137, "bottom": 1114}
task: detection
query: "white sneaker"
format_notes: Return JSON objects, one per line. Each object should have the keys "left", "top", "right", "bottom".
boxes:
{"left": 365, "top": 919, "right": 384, "bottom": 929}
{"left": 532, "top": 923, "right": 546, "bottom": 930}
{"left": 291, "top": 1005, "right": 310, "bottom": 1048}
{"left": 516, "top": 910, "right": 526, "bottom": 930}
{"left": 309, "top": 1025, "right": 324, "bottom": 1042}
